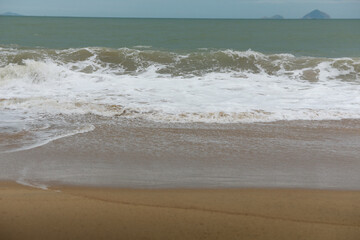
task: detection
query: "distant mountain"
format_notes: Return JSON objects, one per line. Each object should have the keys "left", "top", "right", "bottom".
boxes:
{"left": 1, "top": 12, "right": 23, "bottom": 16}
{"left": 263, "top": 15, "right": 284, "bottom": 20}
{"left": 302, "top": 10, "right": 330, "bottom": 19}
{"left": 270, "top": 15, "right": 284, "bottom": 19}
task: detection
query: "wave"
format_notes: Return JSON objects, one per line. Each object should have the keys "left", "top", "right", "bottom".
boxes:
{"left": 1, "top": 46, "right": 359, "bottom": 79}
{"left": 1, "top": 46, "right": 360, "bottom": 123}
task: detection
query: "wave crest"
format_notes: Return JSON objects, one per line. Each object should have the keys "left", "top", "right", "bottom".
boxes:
{"left": 1, "top": 47, "right": 359, "bottom": 80}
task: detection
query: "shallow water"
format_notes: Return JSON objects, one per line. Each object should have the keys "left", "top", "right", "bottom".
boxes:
{"left": 1, "top": 117, "right": 360, "bottom": 189}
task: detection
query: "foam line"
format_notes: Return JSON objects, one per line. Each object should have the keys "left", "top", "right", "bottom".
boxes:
{"left": 3, "top": 124, "right": 95, "bottom": 154}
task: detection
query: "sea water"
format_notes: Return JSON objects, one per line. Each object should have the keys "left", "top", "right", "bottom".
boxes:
{"left": 0, "top": 17, "right": 360, "bottom": 152}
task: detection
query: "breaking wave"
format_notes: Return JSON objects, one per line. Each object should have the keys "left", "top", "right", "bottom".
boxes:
{"left": 1, "top": 46, "right": 360, "bottom": 123}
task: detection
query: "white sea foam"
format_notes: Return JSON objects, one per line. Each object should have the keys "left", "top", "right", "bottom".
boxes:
{"left": 16, "top": 167, "right": 48, "bottom": 190}
{"left": 0, "top": 48, "right": 360, "bottom": 123}
{"left": 16, "top": 179, "right": 49, "bottom": 190}
{"left": 2, "top": 124, "right": 95, "bottom": 153}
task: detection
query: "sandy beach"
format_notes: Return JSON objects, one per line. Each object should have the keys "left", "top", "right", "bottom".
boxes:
{"left": 1, "top": 119, "right": 360, "bottom": 239}
{"left": 1, "top": 181, "right": 359, "bottom": 240}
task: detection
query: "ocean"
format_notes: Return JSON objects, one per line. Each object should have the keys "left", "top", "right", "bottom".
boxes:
{"left": 0, "top": 17, "right": 359, "bottom": 189}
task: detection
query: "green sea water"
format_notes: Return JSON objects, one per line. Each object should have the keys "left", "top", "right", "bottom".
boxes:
{"left": 1, "top": 15, "right": 360, "bottom": 155}
{"left": 1, "top": 16, "right": 359, "bottom": 57}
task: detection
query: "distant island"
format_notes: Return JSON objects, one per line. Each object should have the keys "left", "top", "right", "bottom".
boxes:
{"left": 262, "top": 10, "right": 331, "bottom": 20}
{"left": 263, "top": 15, "right": 284, "bottom": 20}
{"left": 302, "top": 9, "right": 330, "bottom": 19}
{"left": 1, "top": 12, "right": 23, "bottom": 16}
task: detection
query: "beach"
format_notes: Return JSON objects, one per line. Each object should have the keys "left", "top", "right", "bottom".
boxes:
{"left": 1, "top": 182, "right": 360, "bottom": 240}
{"left": 1, "top": 119, "right": 360, "bottom": 239}
{"left": 1, "top": 17, "right": 360, "bottom": 239}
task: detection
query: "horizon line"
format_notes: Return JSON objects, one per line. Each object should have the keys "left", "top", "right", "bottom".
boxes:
{"left": 1, "top": 15, "right": 359, "bottom": 20}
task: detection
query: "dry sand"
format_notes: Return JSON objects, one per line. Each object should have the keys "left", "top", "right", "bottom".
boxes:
{"left": 1, "top": 181, "right": 359, "bottom": 240}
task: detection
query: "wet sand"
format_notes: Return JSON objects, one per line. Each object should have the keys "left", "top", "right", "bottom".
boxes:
{"left": 0, "top": 118, "right": 360, "bottom": 189}
{"left": 1, "top": 119, "right": 360, "bottom": 239}
{"left": 1, "top": 181, "right": 360, "bottom": 240}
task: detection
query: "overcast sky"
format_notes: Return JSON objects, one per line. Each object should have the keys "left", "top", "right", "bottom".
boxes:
{"left": 1, "top": 0, "right": 360, "bottom": 18}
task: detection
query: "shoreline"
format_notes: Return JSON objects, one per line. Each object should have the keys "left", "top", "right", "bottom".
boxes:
{"left": 1, "top": 119, "right": 360, "bottom": 239}
{"left": 1, "top": 119, "right": 360, "bottom": 189}
{"left": 1, "top": 181, "right": 359, "bottom": 240}
{"left": 10, "top": 178, "right": 360, "bottom": 191}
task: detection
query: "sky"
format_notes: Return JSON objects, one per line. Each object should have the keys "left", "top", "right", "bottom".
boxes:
{"left": 1, "top": 0, "right": 360, "bottom": 18}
